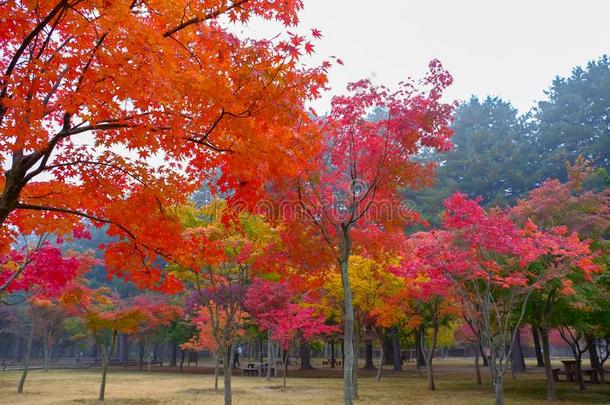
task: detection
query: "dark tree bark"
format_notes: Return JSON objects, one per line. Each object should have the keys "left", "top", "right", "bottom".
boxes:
{"left": 179, "top": 349, "right": 185, "bottom": 371}
{"left": 363, "top": 340, "right": 375, "bottom": 370}
{"left": 415, "top": 331, "right": 426, "bottom": 368}
{"left": 118, "top": 334, "right": 129, "bottom": 362}
{"left": 587, "top": 335, "right": 602, "bottom": 378}
{"left": 383, "top": 334, "right": 393, "bottom": 366}
{"left": 299, "top": 340, "right": 313, "bottom": 370}
{"left": 138, "top": 341, "right": 144, "bottom": 372}
{"left": 540, "top": 325, "right": 556, "bottom": 401}
{"left": 532, "top": 325, "right": 545, "bottom": 367}
{"left": 510, "top": 328, "right": 526, "bottom": 374}
{"left": 330, "top": 341, "right": 336, "bottom": 368}
{"left": 391, "top": 328, "right": 401, "bottom": 371}
{"left": 170, "top": 342, "right": 178, "bottom": 367}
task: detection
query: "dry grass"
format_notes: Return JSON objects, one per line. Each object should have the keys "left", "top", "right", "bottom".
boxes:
{"left": 1, "top": 361, "right": 609, "bottom": 404}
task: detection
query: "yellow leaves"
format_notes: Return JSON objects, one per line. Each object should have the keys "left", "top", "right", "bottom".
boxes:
{"left": 321, "top": 255, "right": 406, "bottom": 325}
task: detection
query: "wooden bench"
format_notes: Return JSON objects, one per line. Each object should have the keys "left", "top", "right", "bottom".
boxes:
{"left": 552, "top": 368, "right": 599, "bottom": 383}
{"left": 583, "top": 369, "right": 600, "bottom": 383}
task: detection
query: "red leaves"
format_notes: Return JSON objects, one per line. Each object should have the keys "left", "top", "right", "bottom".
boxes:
{"left": 245, "top": 278, "right": 336, "bottom": 349}
{"left": 0, "top": 243, "right": 92, "bottom": 298}
{"left": 310, "top": 28, "right": 323, "bottom": 39}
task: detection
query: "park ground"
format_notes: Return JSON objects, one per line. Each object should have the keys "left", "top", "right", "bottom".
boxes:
{"left": 1, "top": 359, "right": 609, "bottom": 404}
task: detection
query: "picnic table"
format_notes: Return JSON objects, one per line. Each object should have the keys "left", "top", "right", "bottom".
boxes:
{"left": 322, "top": 359, "right": 342, "bottom": 367}
{"left": 552, "top": 360, "right": 599, "bottom": 383}
{"left": 240, "top": 362, "right": 277, "bottom": 377}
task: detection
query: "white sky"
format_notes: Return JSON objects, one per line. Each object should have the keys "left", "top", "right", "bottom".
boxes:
{"left": 243, "top": 0, "right": 610, "bottom": 114}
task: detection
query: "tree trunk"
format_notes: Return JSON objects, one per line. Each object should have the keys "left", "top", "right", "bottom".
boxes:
{"left": 479, "top": 341, "right": 489, "bottom": 367}
{"left": 376, "top": 344, "right": 384, "bottom": 382}
{"left": 574, "top": 352, "right": 585, "bottom": 391}
{"left": 415, "top": 331, "right": 426, "bottom": 367}
{"left": 511, "top": 328, "right": 526, "bottom": 374}
{"left": 118, "top": 334, "right": 129, "bottom": 362}
{"left": 17, "top": 322, "right": 34, "bottom": 394}
{"left": 43, "top": 335, "right": 51, "bottom": 372}
{"left": 179, "top": 349, "right": 185, "bottom": 372}
{"left": 540, "top": 325, "right": 556, "bottom": 401}
{"left": 138, "top": 341, "right": 144, "bottom": 372}
{"left": 587, "top": 335, "right": 602, "bottom": 380}
{"left": 99, "top": 331, "right": 117, "bottom": 401}
{"left": 492, "top": 372, "right": 505, "bottom": 405}
{"left": 214, "top": 352, "right": 220, "bottom": 391}
{"left": 283, "top": 349, "right": 289, "bottom": 388}
{"left": 339, "top": 253, "right": 355, "bottom": 405}
{"left": 299, "top": 340, "right": 313, "bottom": 370}
{"left": 363, "top": 340, "right": 374, "bottom": 369}
{"left": 267, "top": 332, "right": 273, "bottom": 380}
{"left": 223, "top": 346, "right": 235, "bottom": 405}
{"left": 423, "top": 325, "right": 438, "bottom": 391}
{"left": 391, "top": 328, "right": 401, "bottom": 371}
{"left": 474, "top": 346, "right": 482, "bottom": 385}
{"left": 352, "top": 337, "right": 358, "bottom": 399}
{"left": 532, "top": 326, "right": 545, "bottom": 367}
{"left": 330, "top": 341, "right": 336, "bottom": 368}
{"left": 170, "top": 342, "right": 178, "bottom": 367}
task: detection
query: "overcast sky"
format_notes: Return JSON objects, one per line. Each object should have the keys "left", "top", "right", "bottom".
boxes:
{"left": 244, "top": 0, "right": 610, "bottom": 114}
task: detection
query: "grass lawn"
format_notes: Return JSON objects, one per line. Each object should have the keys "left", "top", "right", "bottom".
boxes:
{"left": 0, "top": 361, "right": 609, "bottom": 404}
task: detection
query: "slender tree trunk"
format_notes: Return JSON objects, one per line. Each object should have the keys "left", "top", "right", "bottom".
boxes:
{"left": 179, "top": 349, "right": 185, "bottom": 372}
{"left": 352, "top": 337, "right": 358, "bottom": 399}
{"left": 43, "top": 336, "right": 51, "bottom": 372}
{"left": 223, "top": 346, "right": 235, "bottom": 405}
{"left": 492, "top": 370, "right": 505, "bottom": 405}
{"left": 283, "top": 349, "right": 289, "bottom": 388}
{"left": 587, "top": 335, "right": 602, "bottom": 381}
{"left": 391, "top": 328, "right": 401, "bottom": 371}
{"left": 339, "top": 252, "right": 355, "bottom": 405}
{"left": 17, "top": 321, "right": 34, "bottom": 394}
{"left": 511, "top": 328, "right": 526, "bottom": 374}
{"left": 147, "top": 342, "right": 152, "bottom": 373}
{"left": 474, "top": 346, "right": 482, "bottom": 385}
{"left": 330, "top": 341, "right": 336, "bottom": 368}
{"left": 382, "top": 334, "right": 393, "bottom": 366}
{"left": 138, "top": 341, "right": 144, "bottom": 372}
{"left": 267, "top": 331, "right": 273, "bottom": 380}
{"left": 532, "top": 326, "right": 545, "bottom": 367}
{"left": 214, "top": 352, "right": 220, "bottom": 391}
{"left": 363, "top": 340, "right": 374, "bottom": 369}
{"left": 479, "top": 341, "right": 489, "bottom": 367}
{"left": 376, "top": 345, "right": 384, "bottom": 382}
{"left": 118, "top": 334, "right": 128, "bottom": 362}
{"left": 540, "top": 325, "right": 556, "bottom": 401}
{"left": 99, "top": 331, "right": 117, "bottom": 401}
{"left": 574, "top": 352, "right": 585, "bottom": 391}
{"left": 170, "top": 342, "right": 177, "bottom": 367}
{"left": 422, "top": 325, "right": 438, "bottom": 391}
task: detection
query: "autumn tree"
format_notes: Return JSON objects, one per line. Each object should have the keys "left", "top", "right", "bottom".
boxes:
{"left": 0, "top": 0, "right": 328, "bottom": 291}
{"left": 512, "top": 158, "right": 609, "bottom": 400}
{"left": 0, "top": 237, "right": 91, "bottom": 394}
{"left": 283, "top": 61, "right": 454, "bottom": 404}
{"left": 61, "top": 286, "right": 181, "bottom": 401}
{"left": 393, "top": 247, "right": 458, "bottom": 391}
{"left": 171, "top": 200, "right": 280, "bottom": 405}
{"left": 416, "top": 193, "right": 600, "bottom": 405}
